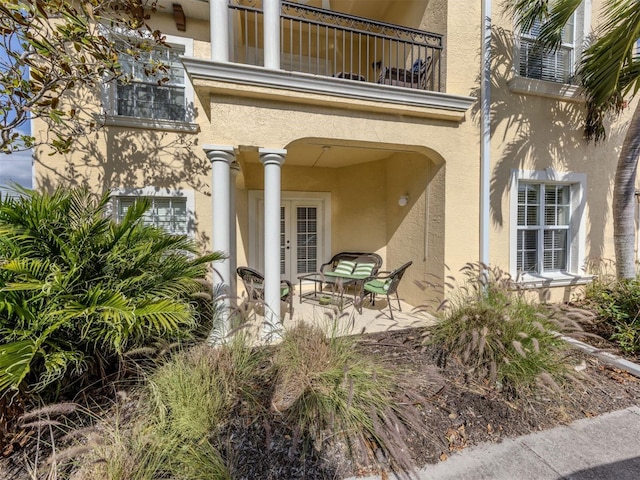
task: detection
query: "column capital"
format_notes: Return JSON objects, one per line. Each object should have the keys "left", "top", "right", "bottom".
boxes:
{"left": 204, "top": 145, "right": 235, "bottom": 164}
{"left": 259, "top": 148, "right": 287, "bottom": 167}
{"left": 230, "top": 161, "right": 241, "bottom": 175}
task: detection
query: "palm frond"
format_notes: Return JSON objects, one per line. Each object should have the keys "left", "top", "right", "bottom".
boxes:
{"left": 0, "top": 339, "right": 38, "bottom": 392}
{"left": 506, "top": 0, "right": 552, "bottom": 34}
{"left": 579, "top": 0, "right": 640, "bottom": 140}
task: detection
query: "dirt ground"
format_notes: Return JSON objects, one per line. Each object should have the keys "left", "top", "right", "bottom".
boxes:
{"left": 354, "top": 327, "right": 640, "bottom": 470}
{"left": 3, "top": 326, "right": 640, "bottom": 479}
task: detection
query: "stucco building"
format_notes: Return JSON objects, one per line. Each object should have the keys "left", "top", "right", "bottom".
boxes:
{"left": 33, "top": 0, "right": 634, "bottom": 323}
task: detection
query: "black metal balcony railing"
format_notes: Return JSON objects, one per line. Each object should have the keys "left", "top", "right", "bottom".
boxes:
{"left": 228, "top": 0, "right": 443, "bottom": 92}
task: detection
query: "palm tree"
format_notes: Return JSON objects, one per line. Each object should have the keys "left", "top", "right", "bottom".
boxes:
{"left": 506, "top": 0, "right": 640, "bottom": 278}
{"left": 0, "top": 187, "right": 223, "bottom": 396}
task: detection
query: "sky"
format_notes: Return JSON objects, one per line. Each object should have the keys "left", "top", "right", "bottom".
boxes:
{"left": 1, "top": 32, "right": 33, "bottom": 193}
{"left": 0, "top": 150, "right": 33, "bottom": 193}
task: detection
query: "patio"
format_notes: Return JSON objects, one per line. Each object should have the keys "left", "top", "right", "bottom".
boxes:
{"left": 233, "top": 281, "right": 438, "bottom": 340}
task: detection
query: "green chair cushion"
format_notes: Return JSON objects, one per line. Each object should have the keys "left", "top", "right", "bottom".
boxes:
{"left": 353, "top": 262, "right": 376, "bottom": 277}
{"left": 364, "top": 278, "right": 391, "bottom": 293}
{"left": 280, "top": 286, "right": 290, "bottom": 298}
{"left": 332, "top": 260, "right": 356, "bottom": 276}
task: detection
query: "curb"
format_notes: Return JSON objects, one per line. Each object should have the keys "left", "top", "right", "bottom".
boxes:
{"left": 561, "top": 335, "right": 640, "bottom": 378}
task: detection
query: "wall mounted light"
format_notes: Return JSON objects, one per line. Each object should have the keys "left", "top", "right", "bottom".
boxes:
{"left": 398, "top": 195, "right": 409, "bottom": 207}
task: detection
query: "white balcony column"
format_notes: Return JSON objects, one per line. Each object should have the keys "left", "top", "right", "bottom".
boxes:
{"left": 229, "top": 162, "right": 240, "bottom": 307}
{"left": 263, "top": 0, "right": 281, "bottom": 69}
{"left": 204, "top": 145, "right": 235, "bottom": 341}
{"left": 259, "top": 148, "right": 286, "bottom": 337}
{"left": 210, "top": 0, "right": 229, "bottom": 61}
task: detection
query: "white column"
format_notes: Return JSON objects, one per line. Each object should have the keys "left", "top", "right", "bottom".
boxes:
{"left": 204, "top": 145, "right": 235, "bottom": 341}
{"left": 229, "top": 162, "right": 240, "bottom": 307}
{"left": 263, "top": 0, "right": 281, "bottom": 69}
{"left": 210, "top": 0, "right": 229, "bottom": 61}
{"left": 259, "top": 148, "right": 286, "bottom": 336}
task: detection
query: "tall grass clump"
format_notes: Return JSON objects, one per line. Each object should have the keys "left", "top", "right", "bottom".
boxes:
{"left": 426, "top": 263, "right": 570, "bottom": 395}
{"left": 271, "top": 322, "right": 427, "bottom": 477}
{"left": 583, "top": 273, "right": 640, "bottom": 354}
{"left": 0, "top": 186, "right": 222, "bottom": 398}
{"left": 76, "top": 338, "right": 259, "bottom": 480}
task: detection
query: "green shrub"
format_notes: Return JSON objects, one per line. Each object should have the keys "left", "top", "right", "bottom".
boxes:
{"left": 0, "top": 186, "right": 222, "bottom": 396}
{"left": 80, "top": 418, "right": 230, "bottom": 480}
{"left": 272, "top": 322, "right": 427, "bottom": 476}
{"left": 426, "top": 263, "right": 570, "bottom": 394}
{"left": 584, "top": 276, "right": 640, "bottom": 354}
{"left": 148, "top": 336, "right": 261, "bottom": 440}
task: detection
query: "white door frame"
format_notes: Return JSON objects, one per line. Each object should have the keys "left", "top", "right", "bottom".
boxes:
{"left": 248, "top": 190, "right": 331, "bottom": 279}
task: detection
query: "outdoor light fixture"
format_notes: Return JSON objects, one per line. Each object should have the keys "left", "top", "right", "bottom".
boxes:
{"left": 398, "top": 195, "right": 409, "bottom": 207}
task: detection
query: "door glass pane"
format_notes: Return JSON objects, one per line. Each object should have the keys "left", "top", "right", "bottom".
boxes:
{"left": 280, "top": 206, "right": 286, "bottom": 275}
{"left": 296, "top": 206, "right": 318, "bottom": 274}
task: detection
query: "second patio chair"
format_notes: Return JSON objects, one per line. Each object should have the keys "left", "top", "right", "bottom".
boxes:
{"left": 237, "top": 267, "right": 294, "bottom": 320}
{"left": 360, "top": 261, "right": 413, "bottom": 320}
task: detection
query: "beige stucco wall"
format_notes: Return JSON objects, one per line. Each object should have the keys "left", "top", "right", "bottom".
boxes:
{"left": 487, "top": 1, "right": 637, "bottom": 303}
{"left": 31, "top": 0, "right": 638, "bottom": 310}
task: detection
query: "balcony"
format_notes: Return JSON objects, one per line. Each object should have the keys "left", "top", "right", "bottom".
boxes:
{"left": 182, "top": 0, "right": 474, "bottom": 121}
{"left": 229, "top": 0, "right": 443, "bottom": 92}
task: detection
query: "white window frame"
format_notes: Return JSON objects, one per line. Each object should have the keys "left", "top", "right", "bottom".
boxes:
{"left": 518, "top": 15, "right": 576, "bottom": 83}
{"left": 511, "top": 1, "right": 591, "bottom": 98}
{"left": 110, "top": 187, "right": 196, "bottom": 237}
{"left": 509, "top": 169, "right": 591, "bottom": 286}
{"left": 103, "top": 34, "right": 197, "bottom": 133}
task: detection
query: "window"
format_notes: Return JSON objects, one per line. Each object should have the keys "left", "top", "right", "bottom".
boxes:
{"left": 519, "top": 17, "right": 575, "bottom": 83}
{"left": 117, "top": 43, "right": 187, "bottom": 121}
{"left": 105, "top": 34, "right": 195, "bottom": 127}
{"left": 510, "top": 170, "right": 588, "bottom": 284}
{"left": 517, "top": 2, "right": 588, "bottom": 84}
{"left": 111, "top": 188, "right": 195, "bottom": 236}
{"left": 516, "top": 183, "right": 571, "bottom": 273}
{"left": 117, "top": 196, "right": 188, "bottom": 234}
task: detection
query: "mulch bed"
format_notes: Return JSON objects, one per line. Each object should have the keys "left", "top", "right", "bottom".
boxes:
{"left": 3, "top": 326, "right": 640, "bottom": 479}
{"left": 354, "top": 327, "right": 640, "bottom": 470}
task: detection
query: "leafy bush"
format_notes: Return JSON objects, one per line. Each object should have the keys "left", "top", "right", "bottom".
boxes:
{"left": 0, "top": 186, "right": 221, "bottom": 396}
{"left": 584, "top": 276, "right": 640, "bottom": 354}
{"left": 426, "top": 263, "right": 571, "bottom": 394}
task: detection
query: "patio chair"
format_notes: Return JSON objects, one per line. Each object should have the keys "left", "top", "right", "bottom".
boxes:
{"left": 375, "top": 57, "right": 433, "bottom": 90}
{"left": 237, "top": 267, "right": 294, "bottom": 320}
{"left": 360, "top": 261, "right": 413, "bottom": 320}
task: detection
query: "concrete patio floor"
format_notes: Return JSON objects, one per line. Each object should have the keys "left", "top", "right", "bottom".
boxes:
{"left": 234, "top": 282, "right": 438, "bottom": 339}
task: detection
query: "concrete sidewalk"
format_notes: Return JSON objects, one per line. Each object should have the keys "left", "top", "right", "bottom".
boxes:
{"left": 354, "top": 406, "right": 640, "bottom": 480}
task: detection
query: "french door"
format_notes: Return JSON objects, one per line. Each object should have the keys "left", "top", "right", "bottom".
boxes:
{"left": 251, "top": 192, "right": 330, "bottom": 282}
{"left": 280, "top": 201, "right": 321, "bottom": 280}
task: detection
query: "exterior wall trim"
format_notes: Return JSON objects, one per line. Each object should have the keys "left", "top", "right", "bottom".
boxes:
{"left": 102, "top": 115, "right": 199, "bottom": 133}
{"left": 508, "top": 77, "right": 585, "bottom": 103}
{"left": 182, "top": 58, "right": 474, "bottom": 120}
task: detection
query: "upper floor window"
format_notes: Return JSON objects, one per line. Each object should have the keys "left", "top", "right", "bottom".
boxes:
{"left": 517, "top": 2, "right": 587, "bottom": 85}
{"left": 104, "top": 34, "right": 195, "bottom": 127}
{"left": 519, "top": 16, "right": 575, "bottom": 83}
{"left": 117, "top": 43, "right": 187, "bottom": 121}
